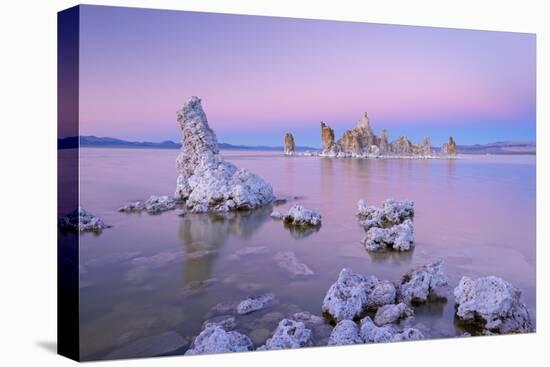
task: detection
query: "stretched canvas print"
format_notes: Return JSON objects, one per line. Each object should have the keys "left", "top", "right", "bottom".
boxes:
{"left": 57, "top": 4, "right": 536, "bottom": 361}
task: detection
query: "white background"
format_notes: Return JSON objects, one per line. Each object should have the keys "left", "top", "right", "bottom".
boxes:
{"left": 0, "top": 0, "right": 548, "bottom": 366}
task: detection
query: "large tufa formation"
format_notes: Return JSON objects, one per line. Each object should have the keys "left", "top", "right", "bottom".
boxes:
{"left": 318, "top": 112, "right": 455, "bottom": 157}
{"left": 283, "top": 132, "right": 295, "bottom": 155}
{"left": 175, "top": 97, "right": 274, "bottom": 212}
{"left": 441, "top": 136, "right": 457, "bottom": 156}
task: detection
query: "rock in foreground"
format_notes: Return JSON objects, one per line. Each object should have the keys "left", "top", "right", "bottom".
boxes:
{"left": 59, "top": 207, "right": 111, "bottom": 233}
{"left": 453, "top": 276, "right": 533, "bottom": 334}
{"left": 322, "top": 268, "right": 396, "bottom": 322}
{"left": 259, "top": 319, "right": 313, "bottom": 350}
{"left": 185, "top": 326, "right": 253, "bottom": 355}
{"left": 398, "top": 261, "right": 449, "bottom": 305}
{"left": 374, "top": 303, "right": 414, "bottom": 326}
{"left": 175, "top": 97, "right": 274, "bottom": 212}
{"left": 328, "top": 320, "right": 363, "bottom": 346}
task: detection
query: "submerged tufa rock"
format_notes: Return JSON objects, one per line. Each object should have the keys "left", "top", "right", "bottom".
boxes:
{"left": 175, "top": 97, "right": 274, "bottom": 212}
{"left": 453, "top": 276, "right": 533, "bottom": 334}
{"left": 284, "top": 132, "right": 295, "bottom": 155}
{"left": 236, "top": 293, "right": 276, "bottom": 315}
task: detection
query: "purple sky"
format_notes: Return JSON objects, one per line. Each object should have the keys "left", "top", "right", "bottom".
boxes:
{"left": 79, "top": 5, "right": 535, "bottom": 147}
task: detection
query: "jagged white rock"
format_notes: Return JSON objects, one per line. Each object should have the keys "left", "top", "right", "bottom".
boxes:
{"left": 59, "top": 207, "right": 111, "bottom": 233}
{"left": 362, "top": 219, "right": 414, "bottom": 251}
{"left": 175, "top": 97, "right": 274, "bottom": 212}
{"left": 398, "top": 261, "right": 449, "bottom": 304}
{"left": 453, "top": 276, "right": 533, "bottom": 334}
{"left": 185, "top": 326, "right": 253, "bottom": 355}
{"left": 357, "top": 199, "right": 414, "bottom": 229}
{"left": 359, "top": 316, "right": 396, "bottom": 343}
{"left": 374, "top": 303, "right": 414, "bottom": 326}
{"left": 236, "top": 293, "right": 276, "bottom": 315}
{"left": 359, "top": 316, "right": 424, "bottom": 343}
{"left": 259, "top": 319, "right": 313, "bottom": 350}
{"left": 274, "top": 251, "right": 314, "bottom": 278}
{"left": 328, "top": 320, "right": 363, "bottom": 346}
{"left": 119, "top": 195, "right": 178, "bottom": 214}
{"left": 278, "top": 204, "right": 322, "bottom": 226}
{"left": 322, "top": 268, "right": 396, "bottom": 322}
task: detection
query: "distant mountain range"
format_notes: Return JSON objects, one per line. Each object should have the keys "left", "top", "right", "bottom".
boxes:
{"left": 58, "top": 136, "right": 535, "bottom": 155}
{"left": 58, "top": 135, "right": 317, "bottom": 151}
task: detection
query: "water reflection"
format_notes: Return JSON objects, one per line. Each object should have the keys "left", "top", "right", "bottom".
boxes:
{"left": 178, "top": 206, "right": 272, "bottom": 284}
{"left": 365, "top": 248, "right": 415, "bottom": 264}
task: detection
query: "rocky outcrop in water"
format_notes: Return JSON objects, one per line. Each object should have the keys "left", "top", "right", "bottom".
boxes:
{"left": 271, "top": 204, "right": 322, "bottom": 226}
{"left": 284, "top": 132, "right": 295, "bottom": 155}
{"left": 59, "top": 207, "right": 111, "bottom": 233}
{"left": 398, "top": 261, "right": 449, "bottom": 304}
{"left": 118, "top": 195, "right": 178, "bottom": 214}
{"left": 317, "top": 112, "right": 451, "bottom": 158}
{"left": 185, "top": 326, "right": 253, "bottom": 355}
{"left": 360, "top": 316, "right": 424, "bottom": 343}
{"left": 321, "top": 122, "right": 336, "bottom": 152}
{"left": 328, "top": 320, "right": 363, "bottom": 346}
{"left": 258, "top": 319, "right": 313, "bottom": 350}
{"left": 357, "top": 199, "right": 415, "bottom": 251}
{"left": 441, "top": 136, "right": 457, "bottom": 156}
{"left": 374, "top": 303, "right": 414, "bottom": 326}
{"left": 453, "top": 276, "right": 533, "bottom": 334}
{"left": 322, "top": 268, "right": 396, "bottom": 322}
{"left": 175, "top": 97, "right": 274, "bottom": 212}
{"left": 362, "top": 220, "right": 414, "bottom": 252}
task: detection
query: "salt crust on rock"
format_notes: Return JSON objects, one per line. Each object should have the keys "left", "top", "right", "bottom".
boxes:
{"left": 118, "top": 195, "right": 178, "bottom": 214}
{"left": 362, "top": 219, "right": 414, "bottom": 251}
{"left": 374, "top": 303, "right": 414, "bottom": 326}
{"left": 272, "top": 204, "right": 322, "bottom": 226}
{"left": 175, "top": 96, "right": 274, "bottom": 212}
{"left": 398, "top": 261, "right": 449, "bottom": 304}
{"left": 274, "top": 251, "right": 314, "bottom": 278}
{"left": 322, "top": 268, "right": 396, "bottom": 322}
{"left": 453, "top": 276, "right": 533, "bottom": 334}
{"left": 259, "top": 319, "right": 313, "bottom": 350}
{"left": 357, "top": 199, "right": 414, "bottom": 229}
{"left": 185, "top": 326, "right": 253, "bottom": 355}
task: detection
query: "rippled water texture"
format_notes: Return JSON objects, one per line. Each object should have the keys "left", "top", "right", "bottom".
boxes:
{"left": 75, "top": 148, "right": 536, "bottom": 360}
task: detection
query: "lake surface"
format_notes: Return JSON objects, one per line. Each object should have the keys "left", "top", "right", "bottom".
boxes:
{"left": 76, "top": 148, "right": 536, "bottom": 360}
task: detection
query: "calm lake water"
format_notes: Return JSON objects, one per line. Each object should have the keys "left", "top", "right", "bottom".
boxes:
{"left": 76, "top": 148, "right": 536, "bottom": 360}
